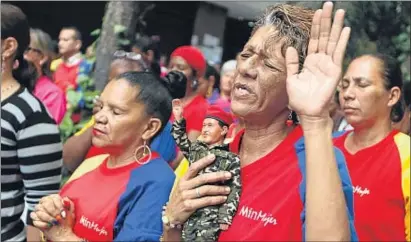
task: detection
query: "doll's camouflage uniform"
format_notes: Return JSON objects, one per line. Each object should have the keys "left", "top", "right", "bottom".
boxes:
{"left": 172, "top": 118, "right": 241, "bottom": 242}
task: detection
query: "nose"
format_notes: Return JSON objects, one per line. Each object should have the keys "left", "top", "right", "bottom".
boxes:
{"left": 343, "top": 83, "right": 355, "bottom": 101}
{"left": 94, "top": 109, "right": 108, "bottom": 124}
{"left": 237, "top": 56, "right": 257, "bottom": 80}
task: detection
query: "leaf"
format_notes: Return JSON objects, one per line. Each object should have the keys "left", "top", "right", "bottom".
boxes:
{"left": 90, "top": 29, "right": 101, "bottom": 36}
{"left": 66, "top": 90, "right": 83, "bottom": 107}
{"left": 118, "top": 39, "right": 130, "bottom": 46}
{"left": 114, "top": 24, "right": 127, "bottom": 34}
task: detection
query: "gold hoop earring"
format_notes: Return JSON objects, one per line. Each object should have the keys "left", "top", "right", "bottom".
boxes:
{"left": 134, "top": 141, "right": 152, "bottom": 165}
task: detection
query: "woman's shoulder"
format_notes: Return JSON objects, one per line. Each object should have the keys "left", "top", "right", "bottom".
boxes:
{"left": 2, "top": 87, "right": 55, "bottom": 124}
{"left": 133, "top": 156, "right": 176, "bottom": 185}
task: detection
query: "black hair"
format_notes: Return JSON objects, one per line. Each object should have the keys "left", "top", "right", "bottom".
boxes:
{"left": 161, "top": 70, "right": 187, "bottom": 99}
{"left": 115, "top": 71, "right": 172, "bottom": 138}
{"left": 370, "top": 54, "right": 404, "bottom": 122}
{"left": 204, "top": 63, "right": 220, "bottom": 90}
{"left": 133, "top": 35, "right": 161, "bottom": 62}
{"left": 61, "top": 26, "right": 82, "bottom": 41}
{"left": 1, "top": 3, "right": 38, "bottom": 92}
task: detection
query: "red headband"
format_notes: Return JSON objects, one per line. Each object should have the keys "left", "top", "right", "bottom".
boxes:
{"left": 171, "top": 46, "right": 206, "bottom": 77}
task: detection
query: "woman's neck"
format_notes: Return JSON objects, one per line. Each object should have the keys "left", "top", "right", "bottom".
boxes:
{"left": 347, "top": 118, "right": 393, "bottom": 153}
{"left": 240, "top": 109, "right": 291, "bottom": 167}
{"left": 107, "top": 143, "right": 142, "bottom": 168}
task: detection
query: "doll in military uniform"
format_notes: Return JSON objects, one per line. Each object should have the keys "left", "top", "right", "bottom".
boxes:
{"left": 171, "top": 101, "right": 241, "bottom": 242}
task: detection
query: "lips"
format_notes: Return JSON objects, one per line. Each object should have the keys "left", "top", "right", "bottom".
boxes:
{"left": 232, "top": 83, "right": 254, "bottom": 99}
{"left": 92, "top": 128, "right": 106, "bottom": 136}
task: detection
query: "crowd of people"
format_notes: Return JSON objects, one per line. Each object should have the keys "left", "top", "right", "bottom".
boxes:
{"left": 1, "top": 2, "right": 410, "bottom": 242}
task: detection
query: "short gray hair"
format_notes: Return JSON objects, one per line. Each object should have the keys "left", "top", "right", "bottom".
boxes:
{"left": 221, "top": 60, "right": 237, "bottom": 75}
{"left": 253, "top": 4, "right": 315, "bottom": 69}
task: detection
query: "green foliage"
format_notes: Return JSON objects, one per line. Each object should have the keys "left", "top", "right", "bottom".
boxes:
{"left": 344, "top": 2, "right": 410, "bottom": 82}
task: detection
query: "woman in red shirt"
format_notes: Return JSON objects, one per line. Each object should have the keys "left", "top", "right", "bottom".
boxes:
{"left": 168, "top": 46, "right": 209, "bottom": 141}
{"left": 334, "top": 53, "right": 410, "bottom": 241}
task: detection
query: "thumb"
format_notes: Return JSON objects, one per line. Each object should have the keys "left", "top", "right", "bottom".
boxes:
{"left": 285, "top": 47, "right": 299, "bottom": 78}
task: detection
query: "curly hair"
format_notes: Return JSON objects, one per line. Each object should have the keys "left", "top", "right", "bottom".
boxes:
{"left": 253, "top": 4, "right": 315, "bottom": 69}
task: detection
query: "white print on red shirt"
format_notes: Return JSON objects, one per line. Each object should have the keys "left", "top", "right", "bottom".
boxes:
{"left": 238, "top": 206, "right": 278, "bottom": 226}
{"left": 79, "top": 215, "right": 108, "bottom": 236}
{"left": 352, "top": 185, "right": 370, "bottom": 197}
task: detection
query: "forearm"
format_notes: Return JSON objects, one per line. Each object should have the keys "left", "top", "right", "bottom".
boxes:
{"left": 302, "top": 118, "right": 350, "bottom": 241}
{"left": 27, "top": 225, "right": 41, "bottom": 242}
{"left": 63, "top": 127, "right": 93, "bottom": 172}
{"left": 172, "top": 119, "right": 191, "bottom": 156}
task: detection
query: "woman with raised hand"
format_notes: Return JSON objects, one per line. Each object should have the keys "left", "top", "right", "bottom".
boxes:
{"left": 161, "top": 2, "right": 357, "bottom": 241}
{"left": 31, "top": 72, "right": 175, "bottom": 241}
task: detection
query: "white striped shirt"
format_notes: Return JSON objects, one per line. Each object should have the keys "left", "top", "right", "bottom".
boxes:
{"left": 1, "top": 87, "right": 63, "bottom": 242}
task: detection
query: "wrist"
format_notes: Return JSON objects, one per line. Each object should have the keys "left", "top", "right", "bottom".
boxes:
{"left": 299, "top": 115, "right": 333, "bottom": 134}
{"left": 161, "top": 203, "right": 183, "bottom": 230}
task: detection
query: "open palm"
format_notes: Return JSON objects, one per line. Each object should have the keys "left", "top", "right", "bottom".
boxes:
{"left": 286, "top": 2, "right": 351, "bottom": 119}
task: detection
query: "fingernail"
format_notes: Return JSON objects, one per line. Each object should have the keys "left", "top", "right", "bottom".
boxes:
{"left": 208, "top": 154, "right": 215, "bottom": 160}
{"left": 63, "top": 199, "right": 70, "bottom": 209}
{"left": 61, "top": 210, "right": 67, "bottom": 219}
{"left": 225, "top": 187, "right": 230, "bottom": 192}
{"left": 224, "top": 172, "right": 232, "bottom": 179}
{"left": 47, "top": 222, "right": 53, "bottom": 228}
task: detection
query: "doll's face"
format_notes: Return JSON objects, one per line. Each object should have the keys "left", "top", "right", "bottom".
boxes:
{"left": 200, "top": 118, "right": 228, "bottom": 146}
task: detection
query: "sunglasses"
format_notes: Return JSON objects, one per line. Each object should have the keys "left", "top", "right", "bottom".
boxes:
{"left": 25, "top": 47, "right": 43, "bottom": 55}
{"left": 113, "top": 50, "right": 149, "bottom": 71}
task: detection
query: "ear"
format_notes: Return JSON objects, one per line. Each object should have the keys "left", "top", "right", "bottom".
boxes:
{"left": 388, "top": 86, "right": 401, "bottom": 108}
{"left": 2, "top": 37, "right": 18, "bottom": 60}
{"left": 75, "top": 40, "right": 82, "bottom": 51}
{"left": 221, "top": 125, "right": 228, "bottom": 136}
{"left": 141, "top": 118, "right": 162, "bottom": 141}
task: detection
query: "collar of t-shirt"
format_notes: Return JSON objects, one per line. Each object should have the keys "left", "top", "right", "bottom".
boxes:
{"left": 64, "top": 52, "right": 83, "bottom": 67}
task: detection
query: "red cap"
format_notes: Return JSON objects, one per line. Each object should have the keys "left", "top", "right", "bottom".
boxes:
{"left": 205, "top": 105, "right": 233, "bottom": 126}
{"left": 171, "top": 46, "right": 206, "bottom": 77}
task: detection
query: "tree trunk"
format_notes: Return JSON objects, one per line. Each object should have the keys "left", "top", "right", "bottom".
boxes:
{"left": 93, "top": 1, "right": 140, "bottom": 91}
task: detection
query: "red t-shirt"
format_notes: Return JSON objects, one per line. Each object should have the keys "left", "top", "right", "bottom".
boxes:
{"left": 54, "top": 62, "right": 80, "bottom": 92}
{"left": 170, "top": 95, "right": 208, "bottom": 133}
{"left": 333, "top": 130, "right": 410, "bottom": 241}
{"left": 219, "top": 127, "right": 305, "bottom": 241}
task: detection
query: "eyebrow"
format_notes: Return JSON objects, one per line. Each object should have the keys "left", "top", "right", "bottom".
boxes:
{"left": 243, "top": 44, "right": 269, "bottom": 59}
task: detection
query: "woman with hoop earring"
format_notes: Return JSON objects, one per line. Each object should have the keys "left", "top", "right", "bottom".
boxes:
{"left": 30, "top": 71, "right": 176, "bottom": 242}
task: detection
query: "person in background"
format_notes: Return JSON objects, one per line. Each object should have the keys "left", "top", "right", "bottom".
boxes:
{"left": 1, "top": 4, "right": 63, "bottom": 241}
{"left": 334, "top": 53, "right": 410, "bottom": 241}
{"left": 168, "top": 45, "right": 209, "bottom": 141}
{"left": 131, "top": 35, "right": 162, "bottom": 77}
{"left": 63, "top": 51, "right": 180, "bottom": 172}
{"left": 31, "top": 72, "right": 176, "bottom": 241}
{"left": 24, "top": 28, "right": 67, "bottom": 124}
{"left": 209, "top": 60, "right": 236, "bottom": 113}
{"left": 54, "top": 26, "right": 92, "bottom": 93}
{"left": 198, "top": 63, "right": 219, "bottom": 100}
{"left": 163, "top": 2, "right": 356, "bottom": 241}
{"left": 393, "top": 81, "right": 410, "bottom": 135}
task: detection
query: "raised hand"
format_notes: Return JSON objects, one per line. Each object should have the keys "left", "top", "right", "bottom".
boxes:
{"left": 172, "top": 99, "right": 184, "bottom": 121}
{"left": 286, "top": 2, "right": 350, "bottom": 120}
